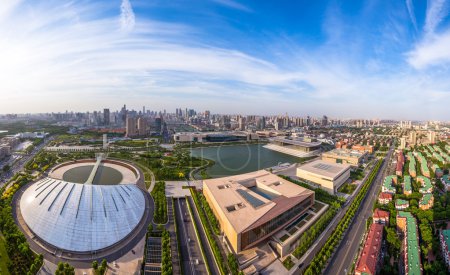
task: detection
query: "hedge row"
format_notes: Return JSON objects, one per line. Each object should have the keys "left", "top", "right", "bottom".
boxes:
{"left": 151, "top": 181, "right": 168, "bottom": 224}
{"left": 292, "top": 201, "right": 340, "bottom": 259}
{"left": 190, "top": 189, "right": 227, "bottom": 274}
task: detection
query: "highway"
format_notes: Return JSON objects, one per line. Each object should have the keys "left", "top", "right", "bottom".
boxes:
{"left": 324, "top": 146, "right": 394, "bottom": 275}
{"left": 174, "top": 197, "right": 208, "bottom": 275}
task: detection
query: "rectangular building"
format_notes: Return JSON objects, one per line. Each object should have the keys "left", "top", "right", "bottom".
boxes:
{"left": 355, "top": 223, "right": 384, "bottom": 275}
{"left": 321, "top": 148, "right": 367, "bottom": 168}
{"left": 203, "top": 170, "right": 314, "bottom": 253}
{"left": 397, "top": 212, "right": 422, "bottom": 275}
{"left": 440, "top": 229, "right": 450, "bottom": 271}
{"left": 296, "top": 160, "right": 351, "bottom": 194}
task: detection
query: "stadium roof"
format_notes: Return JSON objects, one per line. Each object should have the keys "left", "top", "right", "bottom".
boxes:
{"left": 20, "top": 178, "right": 145, "bottom": 252}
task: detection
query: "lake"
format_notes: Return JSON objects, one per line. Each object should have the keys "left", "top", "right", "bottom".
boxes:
{"left": 190, "top": 144, "right": 301, "bottom": 178}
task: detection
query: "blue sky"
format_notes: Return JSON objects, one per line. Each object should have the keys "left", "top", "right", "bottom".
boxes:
{"left": 1, "top": 0, "right": 450, "bottom": 120}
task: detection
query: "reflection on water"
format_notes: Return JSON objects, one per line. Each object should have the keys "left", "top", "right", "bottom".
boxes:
{"left": 190, "top": 144, "right": 300, "bottom": 178}
{"left": 62, "top": 165, "right": 123, "bottom": 185}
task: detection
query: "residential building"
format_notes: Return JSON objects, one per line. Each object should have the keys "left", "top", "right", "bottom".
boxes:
{"left": 382, "top": 175, "right": 397, "bottom": 194}
{"left": 419, "top": 193, "right": 434, "bottom": 210}
{"left": 417, "top": 176, "right": 433, "bottom": 194}
{"left": 373, "top": 209, "right": 389, "bottom": 224}
{"left": 410, "top": 131, "right": 417, "bottom": 146}
{"left": 296, "top": 160, "right": 351, "bottom": 194}
{"left": 440, "top": 229, "right": 450, "bottom": 271}
{"left": 378, "top": 192, "right": 393, "bottom": 204}
{"left": 397, "top": 212, "right": 422, "bottom": 275}
{"left": 396, "top": 151, "right": 404, "bottom": 176}
{"left": 354, "top": 223, "right": 384, "bottom": 275}
{"left": 442, "top": 175, "right": 450, "bottom": 191}
{"left": 403, "top": 176, "right": 412, "bottom": 195}
{"left": 395, "top": 199, "right": 409, "bottom": 210}
{"left": 125, "top": 116, "right": 137, "bottom": 137}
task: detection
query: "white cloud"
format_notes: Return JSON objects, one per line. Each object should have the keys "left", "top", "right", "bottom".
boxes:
{"left": 120, "top": 0, "right": 135, "bottom": 32}
{"left": 407, "top": 30, "right": 450, "bottom": 69}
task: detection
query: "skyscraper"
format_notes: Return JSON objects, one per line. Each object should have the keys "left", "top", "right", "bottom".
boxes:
{"left": 103, "top": 108, "right": 110, "bottom": 126}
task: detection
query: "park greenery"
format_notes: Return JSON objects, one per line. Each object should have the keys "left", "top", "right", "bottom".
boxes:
{"left": 0, "top": 173, "right": 43, "bottom": 275}
{"left": 54, "top": 262, "right": 75, "bottom": 275}
{"left": 151, "top": 181, "right": 168, "bottom": 224}
{"left": 91, "top": 259, "right": 107, "bottom": 275}
{"left": 303, "top": 159, "right": 382, "bottom": 275}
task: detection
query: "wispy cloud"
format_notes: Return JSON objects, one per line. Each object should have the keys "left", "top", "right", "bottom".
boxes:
{"left": 212, "top": 0, "right": 252, "bottom": 12}
{"left": 405, "top": 0, "right": 418, "bottom": 31}
{"left": 120, "top": 0, "right": 135, "bottom": 32}
{"left": 424, "top": 0, "right": 449, "bottom": 34}
{"left": 0, "top": 0, "right": 449, "bottom": 119}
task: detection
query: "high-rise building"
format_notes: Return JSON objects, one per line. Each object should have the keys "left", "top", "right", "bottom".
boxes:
{"left": 399, "top": 137, "right": 406, "bottom": 149}
{"left": 137, "top": 117, "right": 148, "bottom": 136}
{"left": 103, "top": 108, "right": 110, "bottom": 126}
{"left": 409, "top": 131, "right": 417, "bottom": 146}
{"left": 238, "top": 116, "right": 246, "bottom": 131}
{"left": 155, "top": 117, "right": 162, "bottom": 133}
{"left": 126, "top": 116, "right": 137, "bottom": 137}
{"left": 428, "top": 131, "right": 436, "bottom": 144}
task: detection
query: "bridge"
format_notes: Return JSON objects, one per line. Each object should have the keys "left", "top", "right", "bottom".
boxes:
{"left": 85, "top": 153, "right": 105, "bottom": 185}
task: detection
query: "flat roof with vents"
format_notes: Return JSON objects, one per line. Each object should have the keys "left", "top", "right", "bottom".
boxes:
{"left": 296, "top": 160, "right": 351, "bottom": 181}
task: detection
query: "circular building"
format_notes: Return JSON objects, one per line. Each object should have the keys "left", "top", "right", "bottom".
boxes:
{"left": 19, "top": 158, "right": 147, "bottom": 253}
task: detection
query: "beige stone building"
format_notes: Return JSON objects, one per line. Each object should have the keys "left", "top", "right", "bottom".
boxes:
{"left": 296, "top": 160, "right": 351, "bottom": 194}
{"left": 202, "top": 170, "right": 314, "bottom": 253}
{"left": 321, "top": 148, "right": 368, "bottom": 167}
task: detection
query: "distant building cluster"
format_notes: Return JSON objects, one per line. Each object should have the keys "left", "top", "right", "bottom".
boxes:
{"left": 0, "top": 136, "right": 20, "bottom": 160}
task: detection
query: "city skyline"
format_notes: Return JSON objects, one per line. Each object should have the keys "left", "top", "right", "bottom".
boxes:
{"left": 1, "top": 0, "right": 450, "bottom": 120}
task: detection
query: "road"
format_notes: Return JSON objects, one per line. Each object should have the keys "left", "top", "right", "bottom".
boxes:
{"left": 324, "top": 147, "right": 394, "bottom": 275}
{"left": 187, "top": 196, "right": 221, "bottom": 275}
{"left": 292, "top": 151, "right": 392, "bottom": 275}
{"left": 175, "top": 197, "right": 208, "bottom": 275}
{"left": 0, "top": 137, "right": 52, "bottom": 187}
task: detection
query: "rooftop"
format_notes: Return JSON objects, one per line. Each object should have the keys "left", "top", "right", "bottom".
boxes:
{"left": 269, "top": 137, "right": 322, "bottom": 147}
{"left": 355, "top": 223, "right": 384, "bottom": 275}
{"left": 397, "top": 211, "right": 421, "bottom": 275}
{"left": 383, "top": 175, "right": 396, "bottom": 193}
{"left": 396, "top": 199, "right": 409, "bottom": 206}
{"left": 373, "top": 208, "right": 389, "bottom": 219}
{"left": 297, "top": 160, "right": 351, "bottom": 180}
{"left": 420, "top": 193, "right": 433, "bottom": 205}
{"left": 403, "top": 176, "right": 412, "bottom": 192}
{"left": 322, "top": 148, "right": 366, "bottom": 158}
{"left": 203, "top": 170, "right": 314, "bottom": 233}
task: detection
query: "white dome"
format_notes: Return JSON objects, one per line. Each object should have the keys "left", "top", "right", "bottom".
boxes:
{"left": 20, "top": 178, "right": 145, "bottom": 252}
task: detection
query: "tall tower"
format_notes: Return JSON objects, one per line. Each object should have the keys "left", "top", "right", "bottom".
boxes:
{"left": 103, "top": 108, "right": 110, "bottom": 126}
{"left": 126, "top": 116, "right": 137, "bottom": 137}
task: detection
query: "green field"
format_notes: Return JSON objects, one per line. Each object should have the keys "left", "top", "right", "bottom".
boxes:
{"left": 0, "top": 234, "right": 11, "bottom": 275}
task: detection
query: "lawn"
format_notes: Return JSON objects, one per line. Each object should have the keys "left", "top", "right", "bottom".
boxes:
{"left": 0, "top": 234, "right": 11, "bottom": 275}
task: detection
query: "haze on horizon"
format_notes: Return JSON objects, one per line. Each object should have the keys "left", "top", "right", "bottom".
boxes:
{"left": 1, "top": 0, "right": 450, "bottom": 120}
